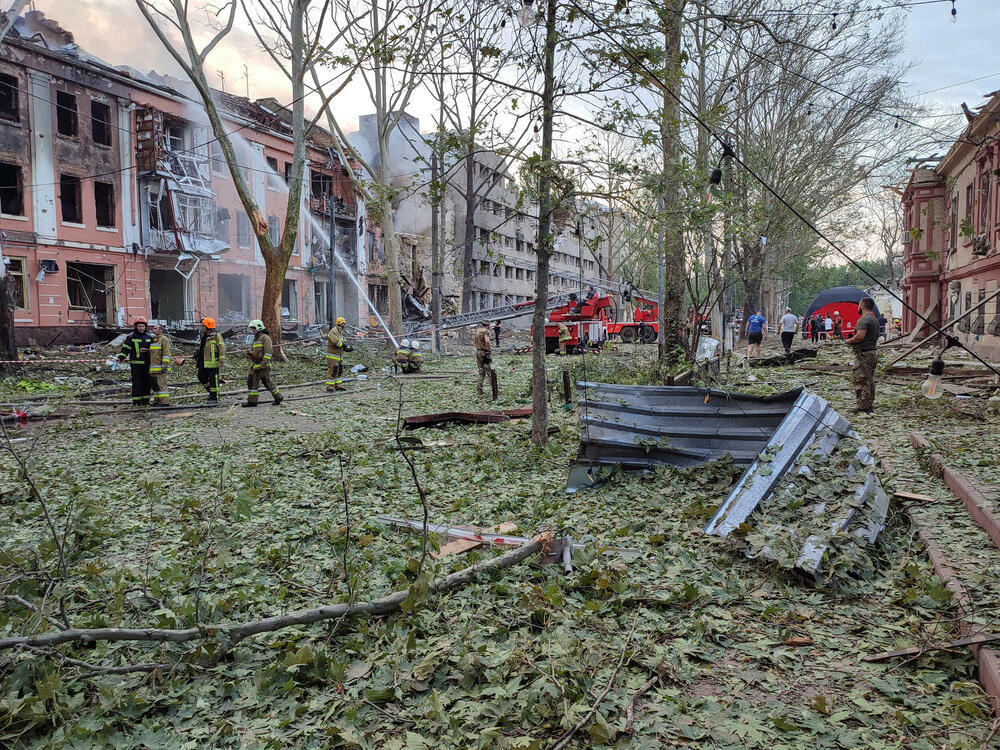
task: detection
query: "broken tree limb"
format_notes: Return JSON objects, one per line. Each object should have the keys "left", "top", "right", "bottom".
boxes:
{"left": 0, "top": 535, "right": 548, "bottom": 651}
{"left": 863, "top": 632, "right": 1000, "bottom": 663}
{"left": 625, "top": 673, "right": 661, "bottom": 735}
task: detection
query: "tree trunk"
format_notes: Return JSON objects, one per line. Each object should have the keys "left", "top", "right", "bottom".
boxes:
{"left": 261, "top": 253, "right": 290, "bottom": 340}
{"left": 658, "top": 2, "right": 687, "bottom": 366}
{"left": 531, "top": 0, "right": 558, "bottom": 446}
{"left": 0, "top": 274, "right": 16, "bottom": 371}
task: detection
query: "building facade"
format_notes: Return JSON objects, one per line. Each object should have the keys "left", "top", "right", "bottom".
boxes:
{"left": 0, "top": 11, "right": 366, "bottom": 345}
{"left": 901, "top": 92, "right": 1000, "bottom": 361}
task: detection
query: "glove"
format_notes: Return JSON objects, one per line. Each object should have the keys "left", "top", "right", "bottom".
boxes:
{"left": 482, "top": 354, "right": 492, "bottom": 366}
{"left": 116, "top": 354, "right": 126, "bottom": 362}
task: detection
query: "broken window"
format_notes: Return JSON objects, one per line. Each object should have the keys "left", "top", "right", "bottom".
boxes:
{"left": 311, "top": 171, "right": 332, "bottom": 198}
{"left": 56, "top": 91, "right": 77, "bottom": 137}
{"left": 0, "top": 162, "right": 24, "bottom": 216}
{"left": 266, "top": 156, "right": 281, "bottom": 189}
{"left": 237, "top": 211, "right": 251, "bottom": 248}
{"left": 215, "top": 207, "right": 230, "bottom": 242}
{"left": 66, "top": 262, "right": 114, "bottom": 321}
{"left": 94, "top": 181, "right": 115, "bottom": 227}
{"left": 283, "top": 161, "right": 292, "bottom": 184}
{"left": 314, "top": 280, "right": 328, "bottom": 324}
{"left": 91, "top": 100, "right": 112, "bottom": 146}
{"left": 268, "top": 215, "right": 280, "bottom": 246}
{"left": 0, "top": 73, "right": 18, "bottom": 122}
{"left": 218, "top": 273, "right": 250, "bottom": 319}
{"left": 980, "top": 172, "right": 991, "bottom": 231}
{"left": 367, "top": 283, "right": 388, "bottom": 315}
{"left": 165, "top": 122, "right": 185, "bottom": 152}
{"left": 60, "top": 174, "right": 83, "bottom": 224}
{"left": 175, "top": 194, "right": 215, "bottom": 234}
{"left": 5, "top": 256, "right": 26, "bottom": 308}
{"left": 281, "top": 278, "right": 298, "bottom": 319}
{"left": 210, "top": 139, "right": 227, "bottom": 177}
{"left": 147, "top": 185, "right": 173, "bottom": 231}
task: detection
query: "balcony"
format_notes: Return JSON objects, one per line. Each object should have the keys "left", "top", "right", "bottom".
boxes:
{"left": 309, "top": 195, "right": 357, "bottom": 219}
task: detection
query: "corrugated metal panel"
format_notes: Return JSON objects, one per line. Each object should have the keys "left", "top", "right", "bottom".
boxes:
{"left": 572, "top": 383, "right": 801, "bottom": 480}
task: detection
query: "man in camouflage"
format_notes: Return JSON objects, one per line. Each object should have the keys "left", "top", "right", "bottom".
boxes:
{"left": 845, "top": 297, "right": 879, "bottom": 413}
{"left": 148, "top": 323, "right": 172, "bottom": 406}
{"left": 326, "top": 316, "right": 348, "bottom": 392}
{"left": 473, "top": 321, "right": 491, "bottom": 395}
{"left": 242, "top": 320, "right": 283, "bottom": 407}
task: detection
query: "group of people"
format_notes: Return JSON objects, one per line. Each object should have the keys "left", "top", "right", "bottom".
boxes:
{"left": 741, "top": 298, "right": 881, "bottom": 414}
{"left": 117, "top": 314, "right": 359, "bottom": 408}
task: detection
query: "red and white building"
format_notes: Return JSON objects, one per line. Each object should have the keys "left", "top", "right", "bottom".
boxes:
{"left": 0, "top": 11, "right": 373, "bottom": 345}
{"left": 901, "top": 91, "right": 1000, "bottom": 361}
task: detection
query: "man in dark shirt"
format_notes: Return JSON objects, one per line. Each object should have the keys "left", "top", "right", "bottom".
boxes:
{"left": 845, "top": 297, "right": 879, "bottom": 413}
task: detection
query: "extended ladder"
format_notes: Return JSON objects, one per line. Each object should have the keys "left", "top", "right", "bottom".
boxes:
{"left": 408, "top": 292, "right": 578, "bottom": 333}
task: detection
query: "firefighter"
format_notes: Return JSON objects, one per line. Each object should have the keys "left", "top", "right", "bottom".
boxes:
{"left": 243, "top": 319, "right": 283, "bottom": 407}
{"left": 326, "top": 316, "right": 348, "bottom": 392}
{"left": 404, "top": 340, "right": 423, "bottom": 374}
{"left": 557, "top": 322, "right": 571, "bottom": 356}
{"left": 117, "top": 317, "right": 154, "bottom": 407}
{"left": 473, "top": 321, "right": 491, "bottom": 395}
{"left": 196, "top": 317, "right": 225, "bottom": 404}
{"left": 148, "top": 323, "right": 172, "bottom": 406}
{"left": 394, "top": 338, "right": 412, "bottom": 373}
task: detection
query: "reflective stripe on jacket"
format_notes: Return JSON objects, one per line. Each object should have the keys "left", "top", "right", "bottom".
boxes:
{"left": 250, "top": 333, "right": 273, "bottom": 370}
{"left": 120, "top": 332, "right": 154, "bottom": 366}
{"left": 149, "top": 334, "right": 172, "bottom": 374}
{"left": 202, "top": 332, "right": 225, "bottom": 369}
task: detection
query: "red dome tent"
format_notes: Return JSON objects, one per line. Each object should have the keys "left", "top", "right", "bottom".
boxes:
{"left": 803, "top": 286, "right": 881, "bottom": 339}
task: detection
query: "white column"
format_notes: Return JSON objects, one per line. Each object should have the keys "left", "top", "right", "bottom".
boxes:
{"left": 117, "top": 99, "right": 139, "bottom": 248}
{"left": 26, "top": 70, "right": 56, "bottom": 242}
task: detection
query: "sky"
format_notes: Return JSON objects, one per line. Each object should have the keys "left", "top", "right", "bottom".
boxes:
{"left": 32, "top": 0, "right": 1000, "bottom": 136}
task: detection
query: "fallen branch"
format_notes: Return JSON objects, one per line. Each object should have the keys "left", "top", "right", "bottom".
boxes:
{"left": 862, "top": 632, "right": 1000, "bottom": 663}
{"left": 625, "top": 673, "right": 661, "bottom": 735}
{"left": 0, "top": 534, "right": 549, "bottom": 650}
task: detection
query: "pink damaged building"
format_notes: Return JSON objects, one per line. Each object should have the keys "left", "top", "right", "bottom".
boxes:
{"left": 0, "top": 12, "right": 373, "bottom": 345}
{"left": 901, "top": 91, "right": 1000, "bottom": 361}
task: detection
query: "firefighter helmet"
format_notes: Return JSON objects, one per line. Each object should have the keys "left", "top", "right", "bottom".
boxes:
{"left": 133, "top": 317, "right": 148, "bottom": 326}
{"left": 201, "top": 317, "right": 216, "bottom": 329}
{"left": 248, "top": 319, "right": 265, "bottom": 332}
{"left": 411, "top": 340, "right": 420, "bottom": 350}
{"left": 401, "top": 338, "right": 410, "bottom": 348}
{"left": 335, "top": 316, "right": 346, "bottom": 326}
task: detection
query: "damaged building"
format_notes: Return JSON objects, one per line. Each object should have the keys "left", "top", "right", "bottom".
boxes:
{"left": 0, "top": 11, "right": 366, "bottom": 345}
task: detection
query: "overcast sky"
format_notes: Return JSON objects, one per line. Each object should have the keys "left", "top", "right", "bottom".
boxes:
{"left": 33, "top": 0, "right": 1000, "bottom": 137}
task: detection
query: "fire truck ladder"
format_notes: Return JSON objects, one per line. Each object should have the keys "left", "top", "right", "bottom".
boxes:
{"left": 409, "top": 292, "right": 578, "bottom": 333}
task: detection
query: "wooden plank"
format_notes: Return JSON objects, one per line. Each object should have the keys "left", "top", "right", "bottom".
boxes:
{"left": 892, "top": 491, "right": 938, "bottom": 504}
{"left": 432, "top": 522, "right": 518, "bottom": 559}
{"left": 863, "top": 632, "right": 1000, "bottom": 663}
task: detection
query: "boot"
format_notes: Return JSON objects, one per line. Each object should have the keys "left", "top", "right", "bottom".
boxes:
{"left": 206, "top": 395, "right": 218, "bottom": 407}
{"left": 241, "top": 401, "right": 258, "bottom": 408}
{"left": 335, "top": 384, "right": 346, "bottom": 391}
{"left": 272, "top": 395, "right": 284, "bottom": 406}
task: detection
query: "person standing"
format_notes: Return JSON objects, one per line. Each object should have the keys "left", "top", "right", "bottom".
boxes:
{"left": 473, "top": 321, "right": 491, "bottom": 395}
{"left": 745, "top": 309, "right": 766, "bottom": 359}
{"left": 779, "top": 308, "right": 799, "bottom": 353}
{"left": 196, "top": 317, "right": 225, "bottom": 405}
{"left": 492, "top": 320, "right": 501, "bottom": 347}
{"left": 557, "top": 323, "right": 571, "bottom": 355}
{"left": 832, "top": 311, "right": 843, "bottom": 339}
{"left": 845, "top": 297, "right": 879, "bottom": 414}
{"left": 117, "top": 317, "right": 154, "bottom": 407}
{"left": 326, "top": 316, "right": 348, "bottom": 392}
{"left": 877, "top": 312, "right": 888, "bottom": 341}
{"left": 809, "top": 315, "right": 820, "bottom": 344}
{"left": 242, "top": 319, "right": 283, "bottom": 407}
{"left": 148, "top": 324, "right": 172, "bottom": 406}
{"left": 823, "top": 315, "right": 833, "bottom": 340}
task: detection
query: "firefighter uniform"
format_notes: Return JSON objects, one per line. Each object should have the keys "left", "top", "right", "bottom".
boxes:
{"left": 119, "top": 324, "right": 154, "bottom": 406}
{"left": 404, "top": 344, "right": 423, "bottom": 374}
{"left": 558, "top": 323, "right": 571, "bottom": 356}
{"left": 473, "top": 324, "right": 491, "bottom": 395}
{"left": 394, "top": 339, "right": 412, "bottom": 372}
{"left": 148, "top": 331, "right": 172, "bottom": 405}
{"left": 197, "top": 325, "right": 226, "bottom": 402}
{"left": 246, "top": 327, "right": 282, "bottom": 406}
{"left": 326, "top": 323, "right": 347, "bottom": 391}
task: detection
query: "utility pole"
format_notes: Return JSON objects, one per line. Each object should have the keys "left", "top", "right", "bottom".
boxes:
{"left": 529, "top": 0, "right": 558, "bottom": 446}
{"left": 328, "top": 197, "right": 337, "bottom": 326}
{"left": 431, "top": 149, "right": 442, "bottom": 354}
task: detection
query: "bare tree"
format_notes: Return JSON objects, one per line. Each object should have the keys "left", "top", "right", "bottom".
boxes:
{"left": 135, "top": 0, "right": 354, "bottom": 355}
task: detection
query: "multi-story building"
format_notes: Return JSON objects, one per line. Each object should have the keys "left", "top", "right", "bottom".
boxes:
{"left": 900, "top": 91, "right": 1000, "bottom": 361}
{"left": 1, "top": 11, "right": 365, "bottom": 345}
{"left": 350, "top": 112, "right": 623, "bottom": 318}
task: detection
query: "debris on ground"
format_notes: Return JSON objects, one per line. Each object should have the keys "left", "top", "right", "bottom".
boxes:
{"left": 402, "top": 406, "right": 532, "bottom": 428}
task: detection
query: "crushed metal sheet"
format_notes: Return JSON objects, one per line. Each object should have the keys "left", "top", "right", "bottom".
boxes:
{"left": 568, "top": 383, "right": 801, "bottom": 490}
{"left": 402, "top": 407, "right": 532, "bottom": 429}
